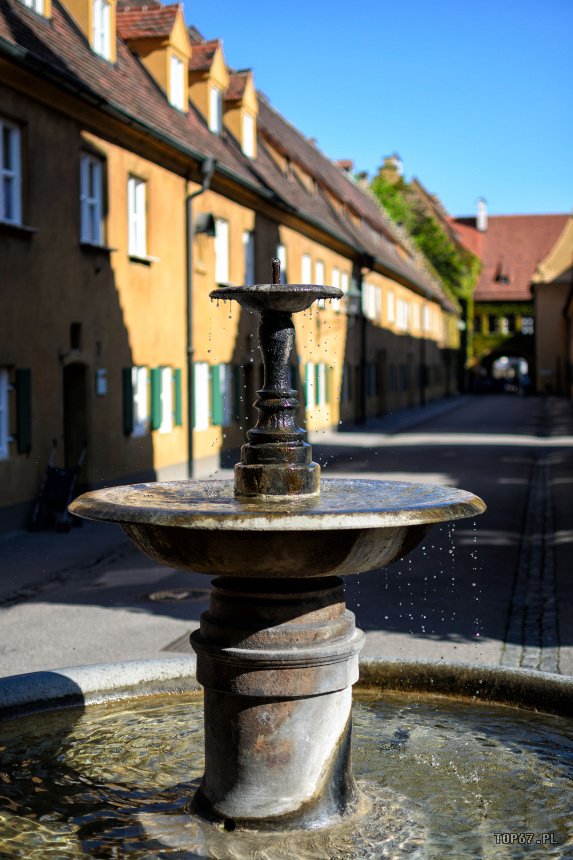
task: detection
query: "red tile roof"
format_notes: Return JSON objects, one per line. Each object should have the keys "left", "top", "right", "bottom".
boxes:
{"left": 116, "top": 3, "right": 179, "bottom": 40}
{"left": 452, "top": 215, "right": 568, "bottom": 301}
{"left": 188, "top": 40, "right": 218, "bottom": 71}
{"left": 225, "top": 70, "right": 249, "bottom": 102}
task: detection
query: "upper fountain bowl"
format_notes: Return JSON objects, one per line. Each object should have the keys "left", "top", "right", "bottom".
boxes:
{"left": 210, "top": 284, "right": 343, "bottom": 314}
{"left": 69, "top": 478, "right": 485, "bottom": 579}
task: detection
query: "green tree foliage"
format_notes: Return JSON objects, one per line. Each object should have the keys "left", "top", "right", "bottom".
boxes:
{"left": 370, "top": 174, "right": 480, "bottom": 301}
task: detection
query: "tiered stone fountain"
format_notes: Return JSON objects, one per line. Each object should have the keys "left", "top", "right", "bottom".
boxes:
{"left": 68, "top": 260, "right": 485, "bottom": 831}
{"left": 1, "top": 262, "right": 571, "bottom": 858}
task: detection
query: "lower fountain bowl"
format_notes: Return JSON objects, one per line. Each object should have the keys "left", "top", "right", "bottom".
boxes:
{"left": 0, "top": 658, "right": 571, "bottom": 858}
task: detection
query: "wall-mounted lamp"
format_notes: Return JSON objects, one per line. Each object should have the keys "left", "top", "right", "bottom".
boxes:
{"left": 194, "top": 213, "right": 216, "bottom": 237}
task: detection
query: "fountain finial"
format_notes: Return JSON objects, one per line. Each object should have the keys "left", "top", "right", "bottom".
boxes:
{"left": 271, "top": 257, "right": 281, "bottom": 285}
{"left": 210, "top": 257, "right": 342, "bottom": 498}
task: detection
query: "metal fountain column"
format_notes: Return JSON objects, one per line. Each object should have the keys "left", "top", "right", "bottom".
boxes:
{"left": 234, "top": 258, "right": 320, "bottom": 498}
{"left": 189, "top": 261, "right": 365, "bottom": 829}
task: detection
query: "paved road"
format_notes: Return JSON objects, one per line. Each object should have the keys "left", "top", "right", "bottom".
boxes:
{"left": 0, "top": 394, "right": 571, "bottom": 678}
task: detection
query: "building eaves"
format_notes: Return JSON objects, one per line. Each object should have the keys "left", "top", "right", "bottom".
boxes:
{"left": 0, "top": 0, "right": 271, "bottom": 198}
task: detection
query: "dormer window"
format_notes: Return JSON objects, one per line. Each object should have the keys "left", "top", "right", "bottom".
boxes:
{"left": 93, "top": 0, "right": 111, "bottom": 60}
{"left": 22, "top": 0, "right": 44, "bottom": 14}
{"left": 209, "top": 85, "right": 223, "bottom": 134}
{"left": 242, "top": 111, "right": 255, "bottom": 158}
{"left": 169, "top": 54, "right": 185, "bottom": 110}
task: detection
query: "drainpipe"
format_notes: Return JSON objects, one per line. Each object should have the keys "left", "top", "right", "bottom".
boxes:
{"left": 186, "top": 157, "right": 216, "bottom": 478}
{"left": 357, "top": 255, "right": 374, "bottom": 426}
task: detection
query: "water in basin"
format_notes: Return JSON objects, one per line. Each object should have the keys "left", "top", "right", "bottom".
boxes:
{"left": 0, "top": 689, "right": 571, "bottom": 858}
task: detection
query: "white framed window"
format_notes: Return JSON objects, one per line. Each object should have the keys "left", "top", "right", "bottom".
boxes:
{"left": 215, "top": 218, "right": 229, "bottom": 284}
{"left": 397, "top": 298, "right": 410, "bottom": 331}
{"left": 193, "top": 362, "right": 210, "bottom": 431}
{"left": 128, "top": 176, "right": 146, "bottom": 257}
{"left": 93, "top": 0, "right": 111, "bottom": 60}
{"left": 132, "top": 366, "right": 149, "bottom": 437}
{"left": 209, "top": 85, "right": 222, "bottom": 134}
{"left": 159, "top": 367, "right": 173, "bottom": 434}
{"left": 340, "top": 272, "right": 349, "bottom": 296}
{"left": 242, "top": 112, "right": 255, "bottom": 158}
{"left": 0, "top": 369, "right": 9, "bottom": 460}
{"left": 277, "top": 243, "right": 287, "bottom": 283}
{"left": 22, "top": 0, "right": 44, "bottom": 14}
{"left": 422, "top": 305, "right": 431, "bottom": 332}
{"left": 169, "top": 55, "right": 185, "bottom": 110}
{"left": 301, "top": 253, "right": 312, "bottom": 283}
{"left": 243, "top": 230, "right": 255, "bottom": 283}
{"left": 0, "top": 120, "right": 22, "bottom": 226}
{"left": 387, "top": 290, "right": 395, "bottom": 324}
{"left": 412, "top": 303, "right": 420, "bottom": 330}
{"left": 80, "top": 153, "right": 104, "bottom": 245}
{"left": 362, "top": 282, "right": 379, "bottom": 320}
{"left": 522, "top": 317, "right": 534, "bottom": 335}
{"left": 500, "top": 317, "right": 509, "bottom": 335}
{"left": 332, "top": 267, "right": 341, "bottom": 311}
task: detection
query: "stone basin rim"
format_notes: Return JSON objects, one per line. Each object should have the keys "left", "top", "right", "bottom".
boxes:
{"left": 69, "top": 477, "right": 486, "bottom": 531}
{"left": 0, "top": 657, "right": 570, "bottom": 719}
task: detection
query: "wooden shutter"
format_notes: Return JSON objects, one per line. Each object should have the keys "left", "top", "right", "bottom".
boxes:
{"left": 233, "top": 364, "right": 241, "bottom": 421}
{"left": 122, "top": 367, "right": 134, "bottom": 436}
{"left": 173, "top": 368, "right": 183, "bottom": 426}
{"left": 211, "top": 364, "right": 223, "bottom": 426}
{"left": 150, "top": 367, "right": 162, "bottom": 431}
{"left": 15, "top": 368, "right": 32, "bottom": 454}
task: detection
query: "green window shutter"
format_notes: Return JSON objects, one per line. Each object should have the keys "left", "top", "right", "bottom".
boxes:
{"left": 15, "top": 368, "right": 32, "bottom": 454}
{"left": 122, "top": 368, "right": 134, "bottom": 436}
{"left": 150, "top": 368, "right": 162, "bottom": 431}
{"left": 173, "top": 368, "right": 183, "bottom": 427}
{"left": 233, "top": 364, "right": 241, "bottom": 421}
{"left": 324, "top": 365, "right": 330, "bottom": 402}
{"left": 211, "top": 364, "right": 223, "bottom": 426}
{"left": 315, "top": 363, "right": 320, "bottom": 398}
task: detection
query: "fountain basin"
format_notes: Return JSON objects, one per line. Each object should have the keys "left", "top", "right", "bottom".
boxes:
{"left": 0, "top": 659, "right": 571, "bottom": 859}
{"left": 212, "top": 283, "right": 342, "bottom": 313}
{"left": 69, "top": 478, "right": 485, "bottom": 578}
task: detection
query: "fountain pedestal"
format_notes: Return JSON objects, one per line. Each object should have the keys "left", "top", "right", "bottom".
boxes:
{"left": 191, "top": 576, "right": 364, "bottom": 827}
{"left": 69, "top": 260, "right": 486, "bottom": 837}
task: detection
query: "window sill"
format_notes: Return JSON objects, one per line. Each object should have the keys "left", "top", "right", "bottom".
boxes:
{"left": 0, "top": 221, "right": 39, "bottom": 238}
{"left": 80, "top": 242, "right": 117, "bottom": 254}
{"left": 129, "top": 253, "right": 160, "bottom": 266}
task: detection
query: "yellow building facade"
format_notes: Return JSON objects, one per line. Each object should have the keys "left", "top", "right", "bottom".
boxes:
{"left": 0, "top": 0, "right": 460, "bottom": 531}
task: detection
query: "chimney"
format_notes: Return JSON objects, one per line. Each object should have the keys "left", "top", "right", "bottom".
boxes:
{"left": 336, "top": 159, "right": 354, "bottom": 173}
{"left": 379, "top": 153, "right": 403, "bottom": 185}
{"left": 477, "top": 197, "right": 488, "bottom": 232}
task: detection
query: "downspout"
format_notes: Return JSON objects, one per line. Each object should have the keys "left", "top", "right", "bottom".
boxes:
{"left": 357, "top": 255, "right": 374, "bottom": 426}
{"left": 186, "top": 157, "right": 216, "bottom": 478}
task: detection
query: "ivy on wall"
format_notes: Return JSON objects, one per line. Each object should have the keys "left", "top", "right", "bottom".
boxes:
{"left": 370, "top": 174, "right": 481, "bottom": 302}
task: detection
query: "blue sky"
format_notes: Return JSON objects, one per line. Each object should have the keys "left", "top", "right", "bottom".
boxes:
{"left": 185, "top": 0, "right": 573, "bottom": 217}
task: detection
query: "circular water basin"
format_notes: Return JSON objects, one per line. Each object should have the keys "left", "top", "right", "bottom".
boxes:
{"left": 0, "top": 660, "right": 571, "bottom": 859}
